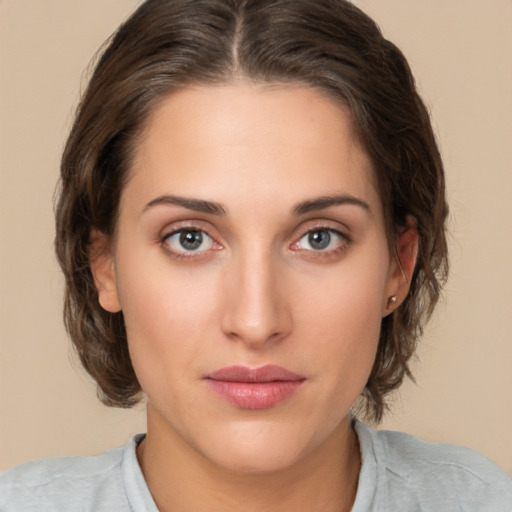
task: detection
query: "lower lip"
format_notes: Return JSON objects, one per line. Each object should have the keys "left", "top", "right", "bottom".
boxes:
{"left": 205, "top": 380, "right": 304, "bottom": 410}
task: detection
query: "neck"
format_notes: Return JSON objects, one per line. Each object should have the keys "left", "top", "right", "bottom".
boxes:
{"left": 137, "top": 406, "right": 360, "bottom": 512}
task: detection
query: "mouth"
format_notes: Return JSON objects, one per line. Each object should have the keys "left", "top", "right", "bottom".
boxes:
{"left": 204, "top": 365, "right": 306, "bottom": 410}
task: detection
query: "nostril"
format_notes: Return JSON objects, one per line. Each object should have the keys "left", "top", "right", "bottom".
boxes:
{"left": 221, "top": 301, "right": 292, "bottom": 348}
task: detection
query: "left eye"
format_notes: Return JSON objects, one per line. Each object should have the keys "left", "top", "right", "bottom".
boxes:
{"left": 163, "top": 229, "right": 214, "bottom": 253}
{"left": 295, "top": 228, "right": 345, "bottom": 251}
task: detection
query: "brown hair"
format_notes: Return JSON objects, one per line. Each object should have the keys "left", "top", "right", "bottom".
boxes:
{"left": 55, "top": 0, "right": 448, "bottom": 422}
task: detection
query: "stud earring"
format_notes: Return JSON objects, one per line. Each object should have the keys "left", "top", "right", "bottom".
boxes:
{"left": 389, "top": 295, "right": 397, "bottom": 304}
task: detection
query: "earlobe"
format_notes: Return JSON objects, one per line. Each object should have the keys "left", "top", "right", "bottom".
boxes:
{"left": 89, "top": 229, "right": 121, "bottom": 313}
{"left": 383, "top": 217, "right": 419, "bottom": 315}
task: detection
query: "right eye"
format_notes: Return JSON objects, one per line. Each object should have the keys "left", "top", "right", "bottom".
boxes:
{"left": 163, "top": 228, "right": 215, "bottom": 255}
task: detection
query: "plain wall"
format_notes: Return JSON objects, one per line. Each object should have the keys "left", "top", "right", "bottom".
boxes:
{"left": 1, "top": 0, "right": 511, "bottom": 474}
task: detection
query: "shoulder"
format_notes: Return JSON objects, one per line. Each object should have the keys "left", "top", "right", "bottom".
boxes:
{"left": 355, "top": 422, "right": 512, "bottom": 511}
{"left": 0, "top": 438, "right": 138, "bottom": 512}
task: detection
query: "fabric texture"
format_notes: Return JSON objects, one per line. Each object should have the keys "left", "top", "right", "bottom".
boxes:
{"left": 1, "top": 423, "right": 510, "bottom": 511}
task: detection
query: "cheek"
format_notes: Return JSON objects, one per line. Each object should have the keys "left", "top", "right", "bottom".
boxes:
{"left": 296, "top": 247, "right": 389, "bottom": 335}
{"left": 293, "top": 248, "right": 389, "bottom": 388}
{"left": 305, "top": 285, "right": 382, "bottom": 382}
{"left": 115, "top": 254, "right": 222, "bottom": 389}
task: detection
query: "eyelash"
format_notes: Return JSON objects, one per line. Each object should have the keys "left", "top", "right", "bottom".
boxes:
{"left": 161, "top": 225, "right": 222, "bottom": 260}
{"left": 160, "top": 224, "right": 350, "bottom": 260}
{"left": 290, "top": 226, "right": 350, "bottom": 260}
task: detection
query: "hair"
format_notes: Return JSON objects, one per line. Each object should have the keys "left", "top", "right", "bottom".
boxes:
{"left": 55, "top": 0, "right": 448, "bottom": 423}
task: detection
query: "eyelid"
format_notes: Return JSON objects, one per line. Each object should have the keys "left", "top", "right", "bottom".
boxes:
{"left": 291, "top": 219, "right": 351, "bottom": 241}
{"left": 164, "top": 228, "right": 213, "bottom": 248}
{"left": 289, "top": 221, "right": 351, "bottom": 257}
{"left": 160, "top": 221, "right": 223, "bottom": 259}
{"left": 159, "top": 218, "right": 217, "bottom": 241}
{"left": 292, "top": 228, "right": 347, "bottom": 248}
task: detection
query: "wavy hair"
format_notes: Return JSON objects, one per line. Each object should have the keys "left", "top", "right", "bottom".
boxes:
{"left": 55, "top": 0, "right": 448, "bottom": 422}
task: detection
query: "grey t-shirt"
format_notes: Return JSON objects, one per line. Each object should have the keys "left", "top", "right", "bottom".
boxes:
{"left": 1, "top": 422, "right": 511, "bottom": 511}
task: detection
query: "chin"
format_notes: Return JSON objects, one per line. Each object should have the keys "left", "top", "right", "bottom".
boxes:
{"left": 211, "top": 443, "right": 304, "bottom": 475}
{"left": 196, "top": 420, "right": 317, "bottom": 474}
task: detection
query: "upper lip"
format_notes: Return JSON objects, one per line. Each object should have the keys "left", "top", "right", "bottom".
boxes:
{"left": 205, "top": 364, "right": 305, "bottom": 383}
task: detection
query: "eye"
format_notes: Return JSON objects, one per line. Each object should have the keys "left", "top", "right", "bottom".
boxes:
{"left": 294, "top": 228, "right": 347, "bottom": 252}
{"left": 163, "top": 228, "right": 215, "bottom": 254}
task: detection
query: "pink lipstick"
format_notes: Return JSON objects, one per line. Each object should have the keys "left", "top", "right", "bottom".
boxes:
{"left": 205, "top": 365, "right": 305, "bottom": 410}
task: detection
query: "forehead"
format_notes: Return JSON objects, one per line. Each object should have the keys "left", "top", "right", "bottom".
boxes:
{"left": 125, "top": 83, "right": 380, "bottom": 214}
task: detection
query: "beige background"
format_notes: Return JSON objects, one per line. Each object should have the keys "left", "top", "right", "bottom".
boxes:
{"left": 0, "top": 0, "right": 511, "bottom": 474}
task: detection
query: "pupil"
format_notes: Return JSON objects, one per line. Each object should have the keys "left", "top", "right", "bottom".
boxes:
{"left": 180, "top": 230, "right": 202, "bottom": 250}
{"left": 309, "top": 230, "right": 330, "bottom": 250}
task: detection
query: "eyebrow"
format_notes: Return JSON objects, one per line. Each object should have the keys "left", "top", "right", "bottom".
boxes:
{"left": 143, "top": 195, "right": 227, "bottom": 215}
{"left": 142, "top": 193, "right": 370, "bottom": 217}
{"left": 293, "top": 194, "right": 371, "bottom": 215}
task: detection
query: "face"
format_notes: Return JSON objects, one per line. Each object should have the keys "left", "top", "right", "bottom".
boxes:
{"left": 93, "top": 84, "right": 407, "bottom": 473}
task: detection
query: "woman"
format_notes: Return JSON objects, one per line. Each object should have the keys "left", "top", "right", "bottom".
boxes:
{"left": 1, "top": 0, "right": 510, "bottom": 510}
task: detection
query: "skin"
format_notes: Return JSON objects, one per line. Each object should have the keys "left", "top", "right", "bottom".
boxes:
{"left": 91, "top": 83, "right": 417, "bottom": 512}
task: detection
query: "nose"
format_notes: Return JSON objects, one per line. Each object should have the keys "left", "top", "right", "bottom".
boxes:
{"left": 221, "top": 251, "right": 292, "bottom": 349}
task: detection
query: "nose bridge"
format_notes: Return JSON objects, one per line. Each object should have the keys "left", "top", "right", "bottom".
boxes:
{"left": 222, "top": 243, "right": 291, "bottom": 347}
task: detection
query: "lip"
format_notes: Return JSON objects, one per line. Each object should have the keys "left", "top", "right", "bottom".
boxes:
{"left": 204, "top": 365, "right": 306, "bottom": 410}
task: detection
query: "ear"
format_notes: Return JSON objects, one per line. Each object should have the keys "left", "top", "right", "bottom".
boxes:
{"left": 89, "top": 229, "right": 121, "bottom": 313}
{"left": 383, "top": 217, "right": 419, "bottom": 316}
